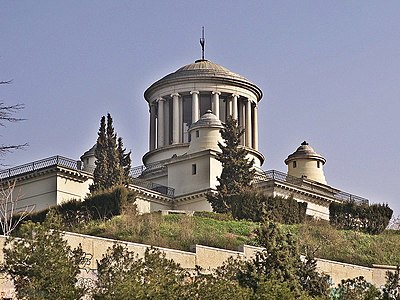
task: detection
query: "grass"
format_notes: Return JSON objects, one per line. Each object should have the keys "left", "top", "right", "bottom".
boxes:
{"left": 70, "top": 211, "right": 400, "bottom": 268}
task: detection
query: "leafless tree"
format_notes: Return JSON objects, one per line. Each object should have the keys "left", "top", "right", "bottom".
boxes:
{"left": 0, "top": 80, "right": 28, "bottom": 156}
{"left": 0, "top": 179, "right": 34, "bottom": 236}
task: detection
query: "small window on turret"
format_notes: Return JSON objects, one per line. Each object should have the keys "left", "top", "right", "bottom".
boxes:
{"left": 192, "top": 164, "right": 197, "bottom": 175}
{"left": 317, "top": 161, "right": 320, "bottom": 168}
{"left": 293, "top": 161, "right": 297, "bottom": 168}
{"left": 196, "top": 130, "right": 200, "bottom": 138}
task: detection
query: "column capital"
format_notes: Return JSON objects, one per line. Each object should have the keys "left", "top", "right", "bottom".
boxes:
{"left": 212, "top": 91, "right": 221, "bottom": 96}
{"left": 156, "top": 97, "right": 165, "bottom": 102}
{"left": 170, "top": 93, "right": 181, "bottom": 98}
{"left": 231, "top": 93, "right": 239, "bottom": 98}
{"left": 190, "top": 90, "right": 200, "bottom": 95}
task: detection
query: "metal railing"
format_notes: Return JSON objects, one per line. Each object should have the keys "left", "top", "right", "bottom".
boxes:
{"left": 131, "top": 178, "right": 174, "bottom": 198}
{"left": 0, "top": 155, "right": 175, "bottom": 198}
{"left": 0, "top": 156, "right": 81, "bottom": 180}
{"left": 130, "top": 160, "right": 169, "bottom": 178}
{"left": 255, "top": 169, "right": 369, "bottom": 205}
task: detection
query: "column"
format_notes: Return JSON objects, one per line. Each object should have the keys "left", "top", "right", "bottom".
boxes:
{"left": 191, "top": 91, "right": 200, "bottom": 123}
{"left": 253, "top": 103, "right": 258, "bottom": 151}
{"left": 149, "top": 102, "right": 156, "bottom": 151}
{"left": 240, "top": 100, "right": 246, "bottom": 145}
{"left": 246, "top": 99, "right": 252, "bottom": 148}
{"left": 227, "top": 98, "right": 232, "bottom": 117}
{"left": 179, "top": 96, "right": 183, "bottom": 142}
{"left": 231, "top": 93, "right": 238, "bottom": 120}
{"left": 157, "top": 97, "right": 165, "bottom": 148}
{"left": 171, "top": 93, "right": 180, "bottom": 144}
{"left": 212, "top": 91, "right": 220, "bottom": 119}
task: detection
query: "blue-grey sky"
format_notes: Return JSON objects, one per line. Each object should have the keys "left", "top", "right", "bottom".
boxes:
{"left": 1, "top": 1, "right": 399, "bottom": 216}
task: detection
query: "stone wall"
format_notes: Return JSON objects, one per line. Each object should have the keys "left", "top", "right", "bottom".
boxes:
{"left": 0, "top": 232, "right": 396, "bottom": 295}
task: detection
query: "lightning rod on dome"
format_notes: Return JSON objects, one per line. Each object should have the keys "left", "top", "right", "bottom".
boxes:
{"left": 200, "top": 26, "right": 205, "bottom": 60}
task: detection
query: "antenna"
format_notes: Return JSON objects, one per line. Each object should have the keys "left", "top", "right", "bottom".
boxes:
{"left": 200, "top": 26, "right": 205, "bottom": 60}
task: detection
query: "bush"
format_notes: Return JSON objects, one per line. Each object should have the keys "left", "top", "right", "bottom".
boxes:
{"left": 230, "top": 191, "right": 307, "bottom": 224}
{"left": 193, "top": 211, "right": 234, "bottom": 221}
{"left": 23, "top": 186, "right": 136, "bottom": 228}
{"left": 329, "top": 202, "right": 393, "bottom": 234}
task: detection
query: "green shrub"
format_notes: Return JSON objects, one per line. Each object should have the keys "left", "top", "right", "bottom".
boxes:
{"left": 329, "top": 202, "right": 393, "bottom": 234}
{"left": 193, "top": 211, "right": 234, "bottom": 221}
{"left": 23, "top": 186, "right": 135, "bottom": 228}
{"left": 230, "top": 191, "right": 307, "bottom": 224}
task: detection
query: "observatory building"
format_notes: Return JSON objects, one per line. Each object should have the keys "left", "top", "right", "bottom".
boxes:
{"left": 0, "top": 57, "right": 368, "bottom": 220}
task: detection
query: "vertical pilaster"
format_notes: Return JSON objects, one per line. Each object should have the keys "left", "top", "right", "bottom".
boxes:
{"left": 191, "top": 91, "right": 200, "bottom": 123}
{"left": 171, "top": 93, "right": 180, "bottom": 144}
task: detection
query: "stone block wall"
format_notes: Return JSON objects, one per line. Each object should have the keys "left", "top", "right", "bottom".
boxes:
{"left": 0, "top": 232, "right": 396, "bottom": 295}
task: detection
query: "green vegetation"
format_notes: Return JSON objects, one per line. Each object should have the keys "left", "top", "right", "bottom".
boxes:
{"left": 93, "top": 218, "right": 330, "bottom": 299}
{"left": 330, "top": 202, "right": 393, "bottom": 235}
{"left": 207, "top": 116, "right": 255, "bottom": 213}
{"left": 90, "top": 113, "right": 131, "bottom": 193}
{"left": 4, "top": 209, "right": 400, "bottom": 299}
{"left": 73, "top": 211, "right": 257, "bottom": 253}
{"left": 70, "top": 211, "right": 400, "bottom": 268}
{"left": 3, "top": 211, "right": 87, "bottom": 299}
{"left": 230, "top": 191, "right": 307, "bottom": 223}
{"left": 23, "top": 186, "right": 136, "bottom": 226}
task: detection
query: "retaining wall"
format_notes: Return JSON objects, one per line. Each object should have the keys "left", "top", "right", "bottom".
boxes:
{"left": 0, "top": 232, "right": 396, "bottom": 296}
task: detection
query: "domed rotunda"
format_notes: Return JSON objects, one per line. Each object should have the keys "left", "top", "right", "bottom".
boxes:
{"left": 143, "top": 59, "right": 264, "bottom": 169}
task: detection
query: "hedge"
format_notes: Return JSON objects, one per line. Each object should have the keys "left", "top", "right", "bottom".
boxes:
{"left": 23, "top": 186, "right": 136, "bottom": 227}
{"left": 329, "top": 201, "right": 392, "bottom": 234}
{"left": 230, "top": 191, "right": 307, "bottom": 224}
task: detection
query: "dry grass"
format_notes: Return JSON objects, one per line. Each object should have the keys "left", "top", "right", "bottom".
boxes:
{"left": 71, "top": 210, "right": 400, "bottom": 267}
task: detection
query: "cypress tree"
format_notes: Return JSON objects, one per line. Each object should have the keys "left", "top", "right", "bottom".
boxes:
{"left": 90, "top": 116, "right": 108, "bottom": 193}
{"left": 90, "top": 114, "right": 132, "bottom": 193}
{"left": 207, "top": 116, "right": 255, "bottom": 213}
{"left": 105, "top": 113, "right": 123, "bottom": 188}
{"left": 118, "top": 137, "right": 132, "bottom": 185}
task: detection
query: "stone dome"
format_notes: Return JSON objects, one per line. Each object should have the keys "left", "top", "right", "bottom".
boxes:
{"left": 144, "top": 59, "right": 262, "bottom": 101}
{"left": 189, "top": 110, "right": 222, "bottom": 131}
{"left": 80, "top": 144, "right": 96, "bottom": 161}
{"left": 285, "top": 141, "right": 326, "bottom": 164}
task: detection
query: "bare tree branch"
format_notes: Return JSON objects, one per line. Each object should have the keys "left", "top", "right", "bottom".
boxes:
{"left": 0, "top": 79, "right": 28, "bottom": 156}
{"left": 0, "top": 180, "right": 34, "bottom": 236}
{"left": 0, "top": 103, "right": 26, "bottom": 125}
{"left": 0, "top": 80, "right": 12, "bottom": 85}
{"left": 0, "top": 143, "right": 29, "bottom": 155}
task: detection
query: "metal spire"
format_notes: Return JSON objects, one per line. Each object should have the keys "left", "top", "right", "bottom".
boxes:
{"left": 200, "top": 26, "right": 205, "bottom": 60}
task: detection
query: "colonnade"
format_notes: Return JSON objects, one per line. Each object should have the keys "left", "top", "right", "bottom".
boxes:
{"left": 149, "top": 91, "right": 258, "bottom": 152}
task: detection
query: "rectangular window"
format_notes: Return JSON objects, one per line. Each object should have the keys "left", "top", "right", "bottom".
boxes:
{"left": 317, "top": 161, "right": 320, "bottom": 168}
{"left": 293, "top": 161, "right": 297, "bottom": 168}
{"left": 196, "top": 130, "right": 200, "bottom": 138}
{"left": 192, "top": 164, "right": 197, "bottom": 175}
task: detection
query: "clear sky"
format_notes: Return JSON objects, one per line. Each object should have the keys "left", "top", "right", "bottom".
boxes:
{"left": 1, "top": 1, "right": 399, "bottom": 216}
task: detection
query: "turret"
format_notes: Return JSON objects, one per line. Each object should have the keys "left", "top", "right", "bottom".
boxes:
{"left": 187, "top": 110, "right": 223, "bottom": 154}
{"left": 285, "top": 141, "right": 327, "bottom": 184}
{"left": 80, "top": 144, "right": 96, "bottom": 173}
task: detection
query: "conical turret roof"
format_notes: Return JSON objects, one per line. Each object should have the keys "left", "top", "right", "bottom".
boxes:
{"left": 285, "top": 141, "right": 326, "bottom": 164}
